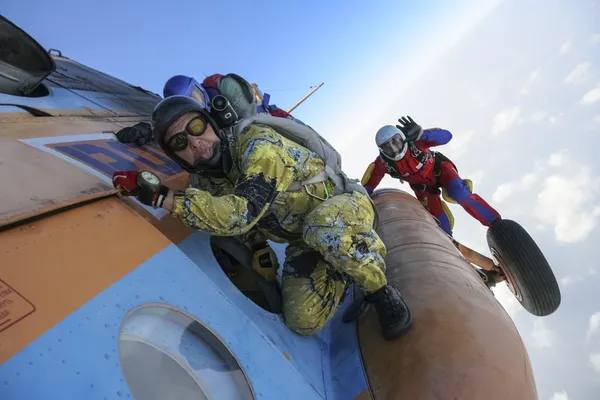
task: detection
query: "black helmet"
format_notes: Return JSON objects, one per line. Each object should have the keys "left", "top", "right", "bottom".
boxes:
{"left": 151, "top": 95, "right": 224, "bottom": 173}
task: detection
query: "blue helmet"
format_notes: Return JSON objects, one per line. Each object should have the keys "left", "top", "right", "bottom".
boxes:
{"left": 163, "top": 75, "right": 211, "bottom": 110}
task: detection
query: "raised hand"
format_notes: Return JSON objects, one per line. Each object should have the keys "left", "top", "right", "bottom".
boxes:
{"left": 395, "top": 116, "right": 422, "bottom": 142}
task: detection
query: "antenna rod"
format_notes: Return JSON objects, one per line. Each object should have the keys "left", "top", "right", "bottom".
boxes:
{"left": 287, "top": 82, "right": 324, "bottom": 113}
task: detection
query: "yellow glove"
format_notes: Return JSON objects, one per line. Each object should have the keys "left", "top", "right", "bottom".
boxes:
{"left": 252, "top": 243, "right": 279, "bottom": 281}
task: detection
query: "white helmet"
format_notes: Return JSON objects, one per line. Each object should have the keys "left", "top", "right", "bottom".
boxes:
{"left": 375, "top": 125, "right": 408, "bottom": 160}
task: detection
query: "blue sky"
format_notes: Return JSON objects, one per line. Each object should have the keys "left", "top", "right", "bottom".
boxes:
{"left": 6, "top": 1, "right": 600, "bottom": 399}
{"left": 351, "top": 1, "right": 599, "bottom": 399}
{"left": 4, "top": 0, "right": 430, "bottom": 97}
{"left": 4, "top": 0, "right": 487, "bottom": 131}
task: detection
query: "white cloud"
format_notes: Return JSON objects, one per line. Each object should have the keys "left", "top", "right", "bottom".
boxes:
{"left": 550, "top": 391, "right": 570, "bottom": 400}
{"left": 521, "top": 68, "right": 541, "bottom": 95}
{"left": 593, "top": 115, "right": 600, "bottom": 124}
{"left": 587, "top": 312, "right": 600, "bottom": 340}
{"left": 528, "top": 110, "right": 548, "bottom": 123}
{"left": 590, "top": 352, "right": 600, "bottom": 374}
{"left": 537, "top": 179, "right": 596, "bottom": 243}
{"left": 560, "top": 268, "right": 599, "bottom": 289}
{"left": 492, "top": 183, "right": 514, "bottom": 203}
{"left": 582, "top": 84, "right": 600, "bottom": 105}
{"left": 563, "top": 62, "right": 591, "bottom": 85}
{"left": 549, "top": 112, "right": 565, "bottom": 125}
{"left": 469, "top": 170, "right": 486, "bottom": 187}
{"left": 520, "top": 172, "right": 537, "bottom": 186}
{"left": 472, "top": 92, "right": 492, "bottom": 107}
{"left": 446, "top": 129, "right": 475, "bottom": 159}
{"left": 490, "top": 107, "right": 544, "bottom": 134}
{"left": 536, "top": 174, "right": 600, "bottom": 243}
{"left": 528, "top": 68, "right": 541, "bottom": 82}
{"left": 532, "top": 318, "right": 557, "bottom": 348}
{"left": 548, "top": 151, "right": 566, "bottom": 167}
{"left": 559, "top": 275, "right": 584, "bottom": 287}
{"left": 492, "top": 106, "right": 522, "bottom": 135}
{"left": 560, "top": 40, "right": 572, "bottom": 54}
{"left": 492, "top": 283, "right": 522, "bottom": 319}
{"left": 493, "top": 151, "right": 600, "bottom": 243}
{"left": 590, "top": 33, "right": 600, "bottom": 45}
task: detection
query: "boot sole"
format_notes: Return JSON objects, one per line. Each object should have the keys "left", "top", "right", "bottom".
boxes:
{"left": 383, "top": 306, "right": 414, "bottom": 341}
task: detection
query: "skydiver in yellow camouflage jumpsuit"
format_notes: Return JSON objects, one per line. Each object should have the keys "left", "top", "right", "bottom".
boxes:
{"left": 112, "top": 81, "right": 412, "bottom": 341}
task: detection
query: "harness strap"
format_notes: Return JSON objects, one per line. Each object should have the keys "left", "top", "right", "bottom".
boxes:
{"left": 433, "top": 152, "right": 442, "bottom": 178}
{"left": 410, "top": 183, "right": 441, "bottom": 195}
{"left": 435, "top": 151, "right": 458, "bottom": 170}
{"left": 410, "top": 152, "right": 445, "bottom": 194}
{"left": 285, "top": 171, "right": 329, "bottom": 192}
{"left": 263, "top": 171, "right": 329, "bottom": 218}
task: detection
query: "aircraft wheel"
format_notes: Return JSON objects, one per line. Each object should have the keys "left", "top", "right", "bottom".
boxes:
{"left": 487, "top": 219, "right": 561, "bottom": 316}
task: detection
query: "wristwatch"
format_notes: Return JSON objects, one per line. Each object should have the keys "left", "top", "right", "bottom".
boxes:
{"left": 137, "top": 170, "right": 161, "bottom": 191}
{"left": 136, "top": 171, "right": 168, "bottom": 208}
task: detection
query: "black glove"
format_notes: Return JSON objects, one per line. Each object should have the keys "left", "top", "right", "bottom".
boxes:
{"left": 396, "top": 116, "right": 422, "bottom": 142}
{"left": 115, "top": 122, "right": 154, "bottom": 145}
{"left": 138, "top": 184, "right": 170, "bottom": 208}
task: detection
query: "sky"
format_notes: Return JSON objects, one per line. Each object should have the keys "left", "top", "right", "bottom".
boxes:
{"left": 4, "top": 0, "right": 600, "bottom": 398}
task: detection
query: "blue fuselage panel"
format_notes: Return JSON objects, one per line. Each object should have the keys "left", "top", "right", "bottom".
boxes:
{"left": 1, "top": 236, "right": 368, "bottom": 400}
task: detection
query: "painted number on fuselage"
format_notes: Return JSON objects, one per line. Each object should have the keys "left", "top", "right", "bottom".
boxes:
{"left": 49, "top": 140, "right": 182, "bottom": 181}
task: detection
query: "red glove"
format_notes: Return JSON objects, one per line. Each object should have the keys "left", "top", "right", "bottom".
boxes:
{"left": 112, "top": 170, "right": 140, "bottom": 195}
{"left": 112, "top": 170, "right": 169, "bottom": 208}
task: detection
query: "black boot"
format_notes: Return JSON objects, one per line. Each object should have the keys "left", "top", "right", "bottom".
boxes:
{"left": 366, "top": 284, "right": 413, "bottom": 341}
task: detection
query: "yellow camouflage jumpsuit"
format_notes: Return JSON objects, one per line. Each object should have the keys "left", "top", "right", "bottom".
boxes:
{"left": 171, "top": 123, "right": 388, "bottom": 335}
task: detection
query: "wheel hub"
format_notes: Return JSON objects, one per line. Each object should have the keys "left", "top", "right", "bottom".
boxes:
{"left": 491, "top": 248, "right": 522, "bottom": 301}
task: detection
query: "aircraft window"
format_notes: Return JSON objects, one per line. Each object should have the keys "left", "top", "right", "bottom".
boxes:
{"left": 21, "top": 83, "right": 50, "bottom": 98}
{"left": 118, "top": 304, "right": 255, "bottom": 400}
{"left": 0, "top": 16, "right": 54, "bottom": 97}
{"left": 0, "top": 83, "right": 50, "bottom": 98}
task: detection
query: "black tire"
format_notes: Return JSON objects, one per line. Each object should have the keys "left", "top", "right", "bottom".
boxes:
{"left": 486, "top": 219, "right": 561, "bottom": 316}
{"left": 209, "top": 236, "right": 282, "bottom": 314}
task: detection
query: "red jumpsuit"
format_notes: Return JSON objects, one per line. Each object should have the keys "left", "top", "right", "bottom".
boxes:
{"left": 362, "top": 128, "right": 501, "bottom": 236}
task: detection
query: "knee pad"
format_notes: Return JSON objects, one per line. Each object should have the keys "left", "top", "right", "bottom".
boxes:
{"left": 283, "top": 310, "right": 323, "bottom": 336}
{"left": 440, "top": 200, "right": 455, "bottom": 232}
{"left": 443, "top": 179, "right": 473, "bottom": 204}
{"left": 251, "top": 244, "right": 279, "bottom": 281}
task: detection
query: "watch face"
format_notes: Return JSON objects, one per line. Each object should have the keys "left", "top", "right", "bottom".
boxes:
{"left": 140, "top": 171, "right": 160, "bottom": 186}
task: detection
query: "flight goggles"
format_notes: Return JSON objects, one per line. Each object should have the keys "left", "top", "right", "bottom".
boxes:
{"left": 379, "top": 133, "right": 408, "bottom": 160}
{"left": 165, "top": 116, "right": 209, "bottom": 152}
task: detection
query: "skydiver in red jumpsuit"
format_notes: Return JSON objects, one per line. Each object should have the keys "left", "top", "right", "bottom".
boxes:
{"left": 361, "top": 116, "right": 501, "bottom": 237}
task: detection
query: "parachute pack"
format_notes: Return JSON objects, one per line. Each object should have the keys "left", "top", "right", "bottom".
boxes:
{"left": 214, "top": 74, "right": 367, "bottom": 197}
{"left": 231, "top": 114, "right": 367, "bottom": 196}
